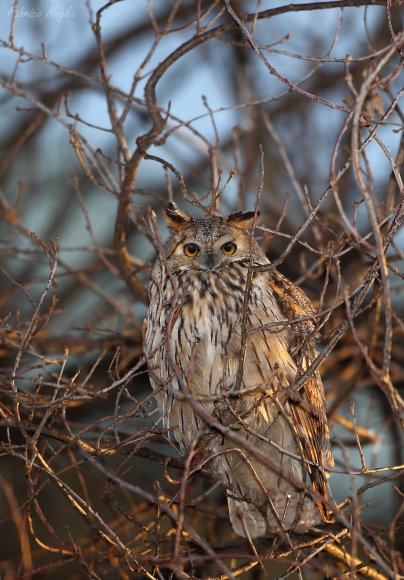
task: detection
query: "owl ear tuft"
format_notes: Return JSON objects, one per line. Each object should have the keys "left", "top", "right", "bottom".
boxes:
{"left": 227, "top": 211, "right": 259, "bottom": 230}
{"left": 164, "top": 202, "right": 191, "bottom": 230}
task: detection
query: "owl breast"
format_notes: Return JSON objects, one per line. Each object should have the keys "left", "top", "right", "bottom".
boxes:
{"left": 145, "top": 260, "right": 297, "bottom": 451}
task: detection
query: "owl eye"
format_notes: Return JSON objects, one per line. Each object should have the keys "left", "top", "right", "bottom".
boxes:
{"left": 183, "top": 243, "right": 200, "bottom": 257}
{"left": 221, "top": 241, "right": 237, "bottom": 255}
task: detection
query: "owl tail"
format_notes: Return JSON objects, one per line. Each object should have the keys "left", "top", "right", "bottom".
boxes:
{"left": 227, "top": 497, "right": 267, "bottom": 539}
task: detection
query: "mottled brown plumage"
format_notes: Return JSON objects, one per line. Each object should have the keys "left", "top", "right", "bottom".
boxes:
{"left": 144, "top": 203, "right": 334, "bottom": 538}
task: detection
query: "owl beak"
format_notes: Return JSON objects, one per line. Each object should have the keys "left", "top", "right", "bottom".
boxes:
{"left": 206, "top": 252, "right": 215, "bottom": 271}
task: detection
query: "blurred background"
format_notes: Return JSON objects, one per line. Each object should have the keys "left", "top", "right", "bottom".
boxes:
{"left": 0, "top": 0, "right": 403, "bottom": 577}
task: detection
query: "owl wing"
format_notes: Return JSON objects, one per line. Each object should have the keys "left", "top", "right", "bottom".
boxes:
{"left": 268, "top": 270, "right": 334, "bottom": 523}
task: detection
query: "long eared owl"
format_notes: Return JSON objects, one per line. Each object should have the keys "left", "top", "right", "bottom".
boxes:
{"left": 144, "top": 203, "right": 333, "bottom": 539}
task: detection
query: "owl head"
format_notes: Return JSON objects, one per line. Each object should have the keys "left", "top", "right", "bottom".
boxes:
{"left": 162, "top": 202, "right": 265, "bottom": 273}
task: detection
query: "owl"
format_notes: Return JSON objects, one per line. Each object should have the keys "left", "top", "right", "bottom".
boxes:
{"left": 144, "top": 203, "right": 334, "bottom": 539}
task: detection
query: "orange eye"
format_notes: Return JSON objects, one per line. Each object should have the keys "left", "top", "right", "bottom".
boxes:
{"left": 221, "top": 242, "right": 237, "bottom": 255}
{"left": 184, "top": 243, "right": 199, "bottom": 257}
